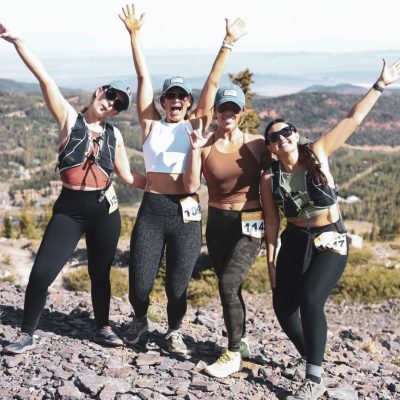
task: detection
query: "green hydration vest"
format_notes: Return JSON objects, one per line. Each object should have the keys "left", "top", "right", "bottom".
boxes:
{"left": 271, "top": 161, "right": 337, "bottom": 218}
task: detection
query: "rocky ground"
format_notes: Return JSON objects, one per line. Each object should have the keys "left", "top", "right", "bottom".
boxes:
{"left": 0, "top": 282, "right": 399, "bottom": 400}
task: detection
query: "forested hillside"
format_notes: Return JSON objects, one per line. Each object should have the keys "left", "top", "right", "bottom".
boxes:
{"left": 1, "top": 84, "right": 399, "bottom": 237}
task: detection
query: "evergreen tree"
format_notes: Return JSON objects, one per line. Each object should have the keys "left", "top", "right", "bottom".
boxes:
{"left": 229, "top": 69, "right": 260, "bottom": 135}
{"left": 2, "top": 214, "right": 15, "bottom": 239}
{"left": 19, "top": 203, "right": 38, "bottom": 239}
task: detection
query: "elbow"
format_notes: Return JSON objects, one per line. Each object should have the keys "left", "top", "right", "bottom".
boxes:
{"left": 183, "top": 178, "right": 200, "bottom": 194}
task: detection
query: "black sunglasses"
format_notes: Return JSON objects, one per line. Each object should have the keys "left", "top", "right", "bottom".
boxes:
{"left": 164, "top": 92, "right": 189, "bottom": 100}
{"left": 266, "top": 126, "right": 296, "bottom": 144}
{"left": 216, "top": 102, "right": 242, "bottom": 114}
{"left": 104, "top": 88, "right": 127, "bottom": 112}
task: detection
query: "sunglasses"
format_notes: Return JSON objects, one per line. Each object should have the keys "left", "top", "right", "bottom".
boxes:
{"left": 104, "top": 88, "right": 127, "bottom": 112}
{"left": 266, "top": 126, "right": 296, "bottom": 144}
{"left": 216, "top": 102, "right": 242, "bottom": 114}
{"left": 164, "top": 92, "right": 189, "bottom": 100}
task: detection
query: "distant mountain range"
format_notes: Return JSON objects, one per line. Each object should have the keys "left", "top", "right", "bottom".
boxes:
{"left": 2, "top": 50, "right": 400, "bottom": 96}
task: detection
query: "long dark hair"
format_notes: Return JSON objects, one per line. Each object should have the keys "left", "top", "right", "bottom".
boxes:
{"left": 264, "top": 119, "right": 328, "bottom": 185}
{"left": 81, "top": 91, "right": 96, "bottom": 114}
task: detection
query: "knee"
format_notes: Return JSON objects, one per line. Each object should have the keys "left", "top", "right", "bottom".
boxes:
{"left": 300, "top": 292, "right": 325, "bottom": 315}
{"left": 218, "top": 277, "right": 239, "bottom": 304}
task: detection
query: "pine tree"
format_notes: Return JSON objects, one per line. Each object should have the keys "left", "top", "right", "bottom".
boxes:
{"left": 2, "top": 214, "right": 15, "bottom": 239}
{"left": 229, "top": 69, "right": 260, "bottom": 135}
{"left": 19, "top": 203, "right": 38, "bottom": 239}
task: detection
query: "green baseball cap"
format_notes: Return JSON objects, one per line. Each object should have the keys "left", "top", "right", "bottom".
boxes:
{"left": 162, "top": 76, "right": 192, "bottom": 95}
{"left": 214, "top": 84, "right": 245, "bottom": 109}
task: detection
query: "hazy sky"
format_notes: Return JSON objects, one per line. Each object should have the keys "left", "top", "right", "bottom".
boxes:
{"left": 1, "top": 0, "right": 400, "bottom": 56}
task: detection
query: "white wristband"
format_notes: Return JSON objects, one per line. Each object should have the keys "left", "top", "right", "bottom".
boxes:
{"left": 222, "top": 40, "right": 234, "bottom": 50}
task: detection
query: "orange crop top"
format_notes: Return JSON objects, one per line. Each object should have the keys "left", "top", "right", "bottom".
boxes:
{"left": 202, "top": 136, "right": 261, "bottom": 204}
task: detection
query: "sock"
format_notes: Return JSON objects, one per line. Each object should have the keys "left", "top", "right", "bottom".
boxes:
{"left": 306, "top": 363, "right": 322, "bottom": 383}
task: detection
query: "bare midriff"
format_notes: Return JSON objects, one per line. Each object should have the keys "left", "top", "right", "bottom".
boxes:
{"left": 145, "top": 172, "right": 188, "bottom": 194}
{"left": 287, "top": 205, "right": 340, "bottom": 228}
{"left": 62, "top": 183, "right": 106, "bottom": 191}
{"left": 208, "top": 199, "right": 261, "bottom": 211}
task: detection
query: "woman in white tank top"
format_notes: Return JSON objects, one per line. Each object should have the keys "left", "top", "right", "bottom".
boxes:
{"left": 119, "top": 4, "right": 247, "bottom": 354}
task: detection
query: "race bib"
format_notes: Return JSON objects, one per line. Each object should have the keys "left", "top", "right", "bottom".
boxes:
{"left": 241, "top": 211, "right": 265, "bottom": 238}
{"left": 314, "top": 231, "right": 347, "bottom": 255}
{"left": 180, "top": 195, "right": 202, "bottom": 223}
{"left": 105, "top": 185, "right": 118, "bottom": 214}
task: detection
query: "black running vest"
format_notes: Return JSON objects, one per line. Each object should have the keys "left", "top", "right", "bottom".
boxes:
{"left": 57, "top": 114, "right": 116, "bottom": 178}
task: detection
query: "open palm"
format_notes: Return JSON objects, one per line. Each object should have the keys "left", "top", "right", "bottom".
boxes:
{"left": 119, "top": 4, "right": 145, "bottom": 34}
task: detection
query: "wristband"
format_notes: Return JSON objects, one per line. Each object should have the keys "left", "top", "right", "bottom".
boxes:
{"left": 222, "top": 40, "right": 234, "bottom": 50}
{"left": 372, "top": 83, "right": 385, "bottom": 93}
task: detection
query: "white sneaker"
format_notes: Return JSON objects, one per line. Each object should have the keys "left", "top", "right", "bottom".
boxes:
{"left": 286, "top": 379, "right": 326, "bottom": 400}
{"left": 205, "top": 349, "right": 242, "bottom": 378}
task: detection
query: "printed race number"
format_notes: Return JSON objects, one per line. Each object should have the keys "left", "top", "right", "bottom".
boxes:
{"left": 105, "top": 185, "right": 118, "bottom": 214}
{"left": 180, "top": 195, "right": 202, "bottom": 223}
{"left": 241, "top": 211, "right": 264, "bottom": 238}
{"left": 314, "top": 231, "right": 347, "bottom": 255}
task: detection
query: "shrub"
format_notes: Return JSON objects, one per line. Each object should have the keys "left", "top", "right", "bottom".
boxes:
{"left": 333, "top": 264, "right": 400, "bottom": 303}
{"left": 63, "top": 266, "right": 129, "bottom": 297}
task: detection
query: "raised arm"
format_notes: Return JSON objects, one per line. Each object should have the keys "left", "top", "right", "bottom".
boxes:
{"left": 313, "top": 58, "right": 400, "bottom": 158}
{"left": 119, "top": 4, "right": 160, "bottom": 141}
{"left": 113, "top": 128, "right": 147, "bottom": 189}
{"left": 0, "top": 23, "right": 75, "bottom": 141}
{"left": 189, "top": 18, "right": 246, "bottom": 129}
{"left": 260, "top": 171, "right": 280, "bottom": 289}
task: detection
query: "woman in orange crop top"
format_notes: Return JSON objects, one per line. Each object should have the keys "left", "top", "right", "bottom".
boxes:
{"left": 1, "top": 22, "right": 146, "bottom": 355}
{"left": 183, "top": 84, "right": 268, "bottom": 377}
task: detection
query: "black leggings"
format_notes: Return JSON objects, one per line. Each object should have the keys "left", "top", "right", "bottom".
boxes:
{"left": 273, "top": 222, "right": 348, "bottom": 366}
{"left": 129, "top": 192, "right": 201, "bottom": 330}
{"left": 206, "top": 207, "right": 262, "bottom": 352}
{"left": 22, "top": 187, "right": 121, "bottom": 335}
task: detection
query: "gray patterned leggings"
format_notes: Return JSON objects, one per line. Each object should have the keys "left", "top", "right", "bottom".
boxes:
{"left": 206, "top": 206, "right": 262, "bottom": 352}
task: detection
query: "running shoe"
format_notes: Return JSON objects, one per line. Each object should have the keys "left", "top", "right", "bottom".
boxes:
{"left": 123, "top": 316, "right": 148, "bottom": 345}
{"left": 239, "top": 336, "right": 251, "bottom": 359}
{"left": 286, "top": 379, "right": 326, "bottom": 400}
{"left": 3, "top": 332, "right": 36, "bottom": 355}
{"left": 205, "top": 349, "right": 242, "bottom": 378}
{"left": 93, "top": 326, "right": 123, "bottom": 347}
{"left": 165, "top": 329, "right": 188, "bottom": 354}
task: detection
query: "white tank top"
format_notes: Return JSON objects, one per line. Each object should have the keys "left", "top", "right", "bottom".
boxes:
{"left": 143, "top": 119, "right": 193, "bottom": 174}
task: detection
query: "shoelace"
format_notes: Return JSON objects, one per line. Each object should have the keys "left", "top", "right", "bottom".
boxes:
{"left": 297, "top": 380, "right": 316, "bottom": 396}
{"left": 216, "top": 351, "right": 234, "bottom": 365}
{"left": 166, "top": 330, "right": 183, "bottom": 341}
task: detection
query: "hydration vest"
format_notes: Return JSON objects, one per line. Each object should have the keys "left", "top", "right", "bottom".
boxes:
{"left": 57, "top": 114, "right": 116, "bottom": 178}
{"left": 270, "top": 160, "right": 337, "bottom": 218}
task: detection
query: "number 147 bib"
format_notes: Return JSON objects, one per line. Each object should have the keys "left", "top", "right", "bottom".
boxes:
{"left": 241, "top": 211, "right": 264, "bottom": 238}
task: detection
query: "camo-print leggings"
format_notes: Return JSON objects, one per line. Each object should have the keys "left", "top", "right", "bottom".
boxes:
{"left": 206, "top": 207, "right": 262, "bottom": 352}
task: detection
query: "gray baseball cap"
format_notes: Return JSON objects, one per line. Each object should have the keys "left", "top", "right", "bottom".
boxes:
{"left": 162, "top": 76, "right": 192, "bottom": 95}
{"left": 105, "top": 80, "right": 133, "bottom": 110}
{"left": 214, "top": 84, "right": 245, "bottom": 109}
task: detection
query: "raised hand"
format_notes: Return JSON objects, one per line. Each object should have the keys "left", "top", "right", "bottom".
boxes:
{"left": 186, "top": 119, "right": 214, "bottom": 150}
{"left": 379, "top": 58, "right": 400, "bottom": 86}
{"left": 225, "top": 18, "right": 247, "bottom": 43}
{"left": 0, "top": 23, "right": 18, "bottom": 43}
{"left": 119, "top": 4, "right": 145, "bottom": 34}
